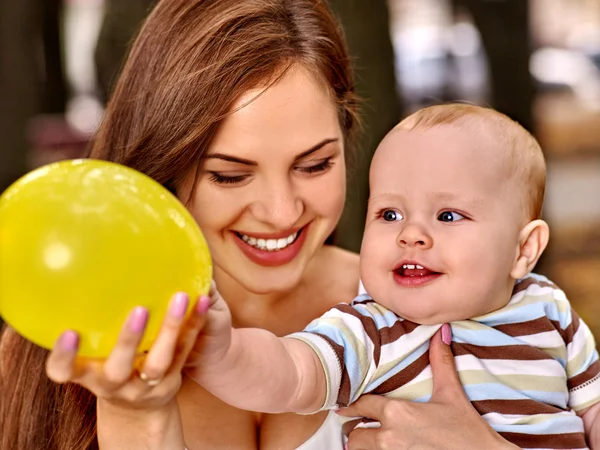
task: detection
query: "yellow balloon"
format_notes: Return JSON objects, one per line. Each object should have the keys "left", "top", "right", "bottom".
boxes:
{"left": 0, "top": 159, "right": 212, "bottom": 358}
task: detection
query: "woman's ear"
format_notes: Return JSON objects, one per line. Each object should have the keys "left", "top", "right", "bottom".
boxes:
{"left": 510, "top": 220, "right": 550, "bottom": 280}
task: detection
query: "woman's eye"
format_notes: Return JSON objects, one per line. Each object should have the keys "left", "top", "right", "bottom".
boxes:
{"left": 296, "top": 158, "right": 334, "bottom": 174}
{"left": 380, "top": 209, "right": 403, "bottom": 222}
{"left": 207, "top": 172, "right": 250, "bottom": 185}
{"left": 438, "top": 211, "right": 465, "bottom": 222}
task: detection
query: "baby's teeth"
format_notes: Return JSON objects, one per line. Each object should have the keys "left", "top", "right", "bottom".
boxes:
{"left": 416, "top": 264, "right": 424, "bottom": 269}
{"left": 406, "top": 264, "right": 415, "bottom": 269}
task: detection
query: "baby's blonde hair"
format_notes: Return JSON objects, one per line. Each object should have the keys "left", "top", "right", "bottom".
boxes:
{"left": 396, "top": 103, "right": 546, "bottom": 221}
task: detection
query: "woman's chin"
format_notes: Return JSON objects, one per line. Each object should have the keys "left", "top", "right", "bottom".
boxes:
{"left": 241, "top": 271, "right": 305, "bottom": 296}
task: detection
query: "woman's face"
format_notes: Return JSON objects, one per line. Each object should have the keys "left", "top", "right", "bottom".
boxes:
{"left": 180, "top": 66, "right": 346, "bottom": 294}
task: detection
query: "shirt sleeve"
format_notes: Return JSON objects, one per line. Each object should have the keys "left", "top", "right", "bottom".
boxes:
{"left": 286, "top": 298, "right": 381, "bottom": 410}
{"left": 563, "top": 307, "right": 600, "bottom": 411}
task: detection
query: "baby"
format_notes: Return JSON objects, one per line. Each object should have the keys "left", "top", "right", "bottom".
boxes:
{"left": 189, "top": 104, "right": 600, "bottom": 449}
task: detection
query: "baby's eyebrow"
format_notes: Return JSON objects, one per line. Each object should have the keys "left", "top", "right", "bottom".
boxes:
{"left": 428, "top": 191, "right": 484, "bottom": 208}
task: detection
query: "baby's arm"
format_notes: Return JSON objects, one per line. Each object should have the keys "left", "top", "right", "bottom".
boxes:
{"left": 581, "top": 403, "right": 600, "bottom": 449}
{"left": 185, "top": 286, "right": 327, "bottom": 414}
{"left": 197, "top": 329, "right": 326, "bottom": 413}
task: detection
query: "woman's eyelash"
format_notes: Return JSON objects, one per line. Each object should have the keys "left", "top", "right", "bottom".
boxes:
{"left": 297, "top": 158, "right": 334, "bottom": 174}
{"left": 208, "top": 158, "right": 333, "bottom": 184}
{"left": 207, "top": 172, "right": 249, "bottom": 185}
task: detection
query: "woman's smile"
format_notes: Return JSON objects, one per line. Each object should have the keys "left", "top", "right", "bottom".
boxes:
{"left": 231, "top": 224, "right": 310, "bottom": 267}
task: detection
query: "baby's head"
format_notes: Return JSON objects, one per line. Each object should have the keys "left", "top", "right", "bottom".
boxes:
{"left": 360, "top": 104, "right": 549, "bottom": 324}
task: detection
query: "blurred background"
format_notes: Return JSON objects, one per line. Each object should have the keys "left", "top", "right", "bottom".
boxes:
{"left": 1, "top": 0, "right": 599, "bottom": 337}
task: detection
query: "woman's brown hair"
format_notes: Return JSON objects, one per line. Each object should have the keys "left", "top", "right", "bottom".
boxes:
{"left": 0, "top": 0, "right": 357, "bottom": 448}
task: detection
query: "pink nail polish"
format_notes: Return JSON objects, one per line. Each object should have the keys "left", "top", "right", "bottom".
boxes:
{"left": 169, "top": 292, "right": 189, "bottom": 318}
{"left": 196, "top": 295, "right": 211, "bottom": 314}
{"left": 441, "top": 323, "right": 452, "bottom": 345}
{"left": 129, "top": 307, "right": 149, "bottom": 333}
{"left": 60, "top": 331, "right": 79, "bottom": 351}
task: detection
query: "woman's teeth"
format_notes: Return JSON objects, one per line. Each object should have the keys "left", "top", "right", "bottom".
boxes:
{"left": 239, "top": 231, "right": 299, "bottom": 251}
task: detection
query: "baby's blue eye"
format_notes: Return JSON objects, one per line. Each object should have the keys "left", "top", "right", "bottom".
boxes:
{"left": 382, "top": 209, "right": 403, "bottom": 222}
{"left": 438, "top": 211, "right": 465, "bottom": 222}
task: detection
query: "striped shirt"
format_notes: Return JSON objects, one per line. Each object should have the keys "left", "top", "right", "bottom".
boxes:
{"left": 288, "top": 274, "right": 600, "bottom": 449}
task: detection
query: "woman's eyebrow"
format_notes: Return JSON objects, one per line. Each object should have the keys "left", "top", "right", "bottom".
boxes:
{"left": 294, "top": 138, "right": 339, "bottom": 161}
{"left": 204, "top": 153, "right": 257, "bottom": 166}
{"left": 205, "top": 138, "right": 339, "bottom": 166}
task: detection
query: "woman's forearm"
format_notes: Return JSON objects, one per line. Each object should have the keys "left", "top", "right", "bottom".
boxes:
{"left": 97, "top": 398, "right": 186, "bottom": 449}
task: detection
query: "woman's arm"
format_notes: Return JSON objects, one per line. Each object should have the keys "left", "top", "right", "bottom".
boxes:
{"left": 338, "top": 325, "right": 519, "bottom": 450}
{"left": 46, "top": 293, "right": 211, "bottom": 449}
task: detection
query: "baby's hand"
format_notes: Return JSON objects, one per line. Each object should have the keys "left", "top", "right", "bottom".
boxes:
{"left": 185, "top": 282, "right": 233, "bottom": 370}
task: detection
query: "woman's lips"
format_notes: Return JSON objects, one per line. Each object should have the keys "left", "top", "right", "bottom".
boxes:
{"left": 232, "top": 225, "right": 308, "bottom": 267}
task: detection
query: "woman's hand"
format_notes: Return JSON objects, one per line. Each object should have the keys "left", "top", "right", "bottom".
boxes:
{"left": 338, "top": 324, "right": 519, "bottom": 450}
{"left": 45, "top": 292, "right": 211, "bottom": 449}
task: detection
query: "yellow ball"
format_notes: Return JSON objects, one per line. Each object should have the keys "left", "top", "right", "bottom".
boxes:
{"left": 0, "top": 159, "right": 212, "bottom": 358}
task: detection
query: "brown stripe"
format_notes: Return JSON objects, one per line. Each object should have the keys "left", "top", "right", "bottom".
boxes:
{"left": 568, "top": 359, "right": 600, "bottom": 391}
{"left": 471, "top": 399, "right": 565, "bottom": 416}
{"left": 452, "top": 342, "right": 554, "bottom": 361}
{"left": 493, "top": 316, "right": 556, "bottom": 337}
{"left": 499, "top": 431, "right": 587, "bottom": 449}
{"left": 353, "top": 298, "right": 376, "bottom": 305}
{"left": 312, "top": 332, "right": 352, "bottom": 407}
{"left": 554, "top": 308, "right": 581, "bottom": 346}
{"left": 379, "top": 320, "right": 420, "bottom": 346}
{"left": 334, "top": 304, "right": 382, "bottom": 366}
{"left": 370, "top": 349, "right": 430, "bottom": 395}
{"left": 512, "top": 277, "right": 557, "bottom": 295}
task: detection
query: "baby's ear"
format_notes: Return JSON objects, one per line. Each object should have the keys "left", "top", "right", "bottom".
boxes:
{"left": 510, "top": 220, "right": 550, "bottom": 279}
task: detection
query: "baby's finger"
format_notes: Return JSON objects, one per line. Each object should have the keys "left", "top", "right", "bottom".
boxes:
{"left": 139, "top": 293, "right": 190, "bottom": 381}
{"left": 45, "top": 330, "right": 81, "bottom": 383}
{"left": 101, "top": 306, "right": 149, "bottom": 387}
{"left": 171, "top": 295, "right": 211, "bottom": 371}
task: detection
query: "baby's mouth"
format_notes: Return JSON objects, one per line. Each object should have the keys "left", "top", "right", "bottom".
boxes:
{"left": 394, "top": 263, "right": 441, "bottom": 277}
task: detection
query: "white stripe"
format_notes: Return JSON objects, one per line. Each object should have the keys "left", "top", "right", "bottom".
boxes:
{"left": 514, "top": 330, "right": 564, "bottom": 349}
{"left": 454, "top": 354, "right": 566, "bottom": 377}
{"left": 567, "top": 322, "right": 591, "bottom": 364}
{"left": 481, "top": 412, "right": 574, "bottom": 425}
{"left": 379, "top": 325, "right": 439, "bottom": 366}
{"left": 569, "top": 373, "right": 600, "bottom": 410}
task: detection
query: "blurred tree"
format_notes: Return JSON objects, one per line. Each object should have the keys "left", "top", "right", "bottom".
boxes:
{"left": 0, "top": 0, "right": 67, "bottom": 193}
{"left": 454, "top": 0, "right": 535, "bottom": 132}
{"left": 327, "top": 0, "right": 402, "bottom": 252}
{"left": 95, "top": 0, "right": 157, "bottom": 103}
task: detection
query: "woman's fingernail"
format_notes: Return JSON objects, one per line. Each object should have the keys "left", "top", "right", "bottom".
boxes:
{"left": 129, "top": 307, "right": 149, "bottom": 333}
{"left": 196, "top": 295, "right": 211, "bottom": 314}
{"left": 169, "top": 292, "right": 189, "bottom": 318}
{"left": 60, "top": 331, "right": 79, "bottom": 351}
{"left": 441, "top": 323, "right": 452, "bottom": 345}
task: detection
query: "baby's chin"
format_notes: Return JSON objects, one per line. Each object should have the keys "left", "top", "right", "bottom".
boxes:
{"left": 380, "top": 297, "right": 467, "bottom": 325}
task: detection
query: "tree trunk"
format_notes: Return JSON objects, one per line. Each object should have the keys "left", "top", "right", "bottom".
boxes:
{"left": 328, "top": 0, "right": 403, "bottom": 252}
{"left": 455, "top": 0, "right": 535, "bottom": 132}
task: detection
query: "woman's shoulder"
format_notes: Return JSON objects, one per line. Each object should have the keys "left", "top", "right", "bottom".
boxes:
{"left": 311, "top": 245, "right": 360, "bottom": 304}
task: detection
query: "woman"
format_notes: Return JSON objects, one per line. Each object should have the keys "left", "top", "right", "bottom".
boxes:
{"left": 1, "top": 0, "right": 519, "bottom": 448}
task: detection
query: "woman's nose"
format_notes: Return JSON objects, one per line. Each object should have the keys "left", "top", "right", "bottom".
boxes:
{"left": 251, "top": 180, "right": 304, "bottom": 230}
